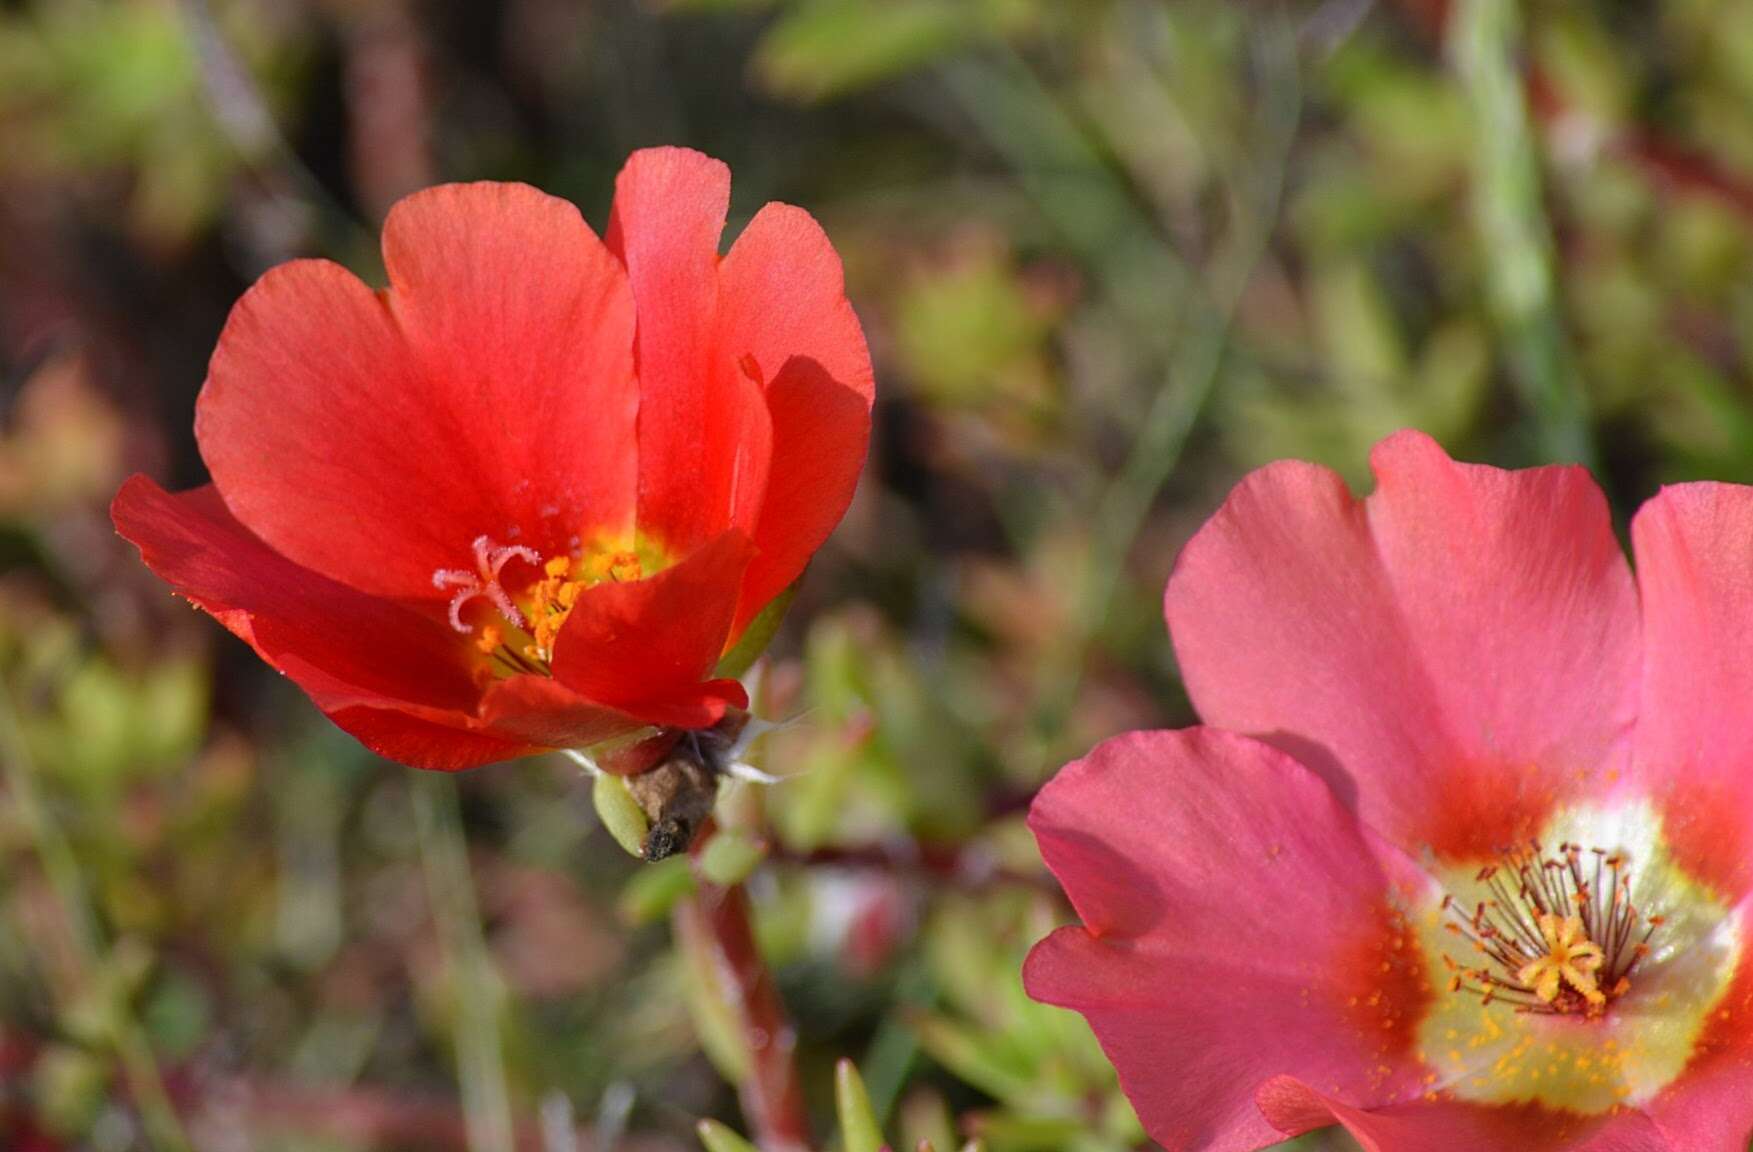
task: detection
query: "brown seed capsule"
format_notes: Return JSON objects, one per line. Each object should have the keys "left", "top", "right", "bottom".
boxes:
{"left": 625, "top": 713, "right": 753, "bottom": 861}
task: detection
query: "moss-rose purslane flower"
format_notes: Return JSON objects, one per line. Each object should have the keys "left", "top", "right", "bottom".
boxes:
{"left": 1027, "top": 431, "right": 1753, "bottom": 1151}
{"left": 112, "top": 148, "right": 872, "bottom": 771}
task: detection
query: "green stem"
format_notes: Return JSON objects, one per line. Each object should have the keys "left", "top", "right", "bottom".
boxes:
{"left": 1451, "top": 0, "right": 1596, "bottom": 468}
{"left": 412, "top": 773, "right": 515, "bottom": 1152}
{"left": 950, "top": 18, "right": 1302, "bottom": 756}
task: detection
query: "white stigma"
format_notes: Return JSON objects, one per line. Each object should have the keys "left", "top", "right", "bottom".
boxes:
{"left": 432, "top": 535, "right": 540, "bottom": 633}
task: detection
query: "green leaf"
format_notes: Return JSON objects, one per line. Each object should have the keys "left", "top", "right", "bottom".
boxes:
{"left": 756, "top": 0, "right": 973, "bottom": 103}
{"left": 617, "top": 856, "right": 696, "bottom": 925}
{"left": 593, "top": 773, "right": 650, "bottom": 858}
{"left": 700, "top": 830, "right": 767, "bottom": 887}
{"left": 835, "top": 1058, "right": 885, "bottom": 1152}
{"left": 697, "top": 1119, "right": 762, "bottom": 1152}
{"left": 912, "top": 1014, "right": 1036, "bottom": 1103}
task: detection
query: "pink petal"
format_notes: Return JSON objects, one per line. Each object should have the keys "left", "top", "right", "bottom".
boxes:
{"left": 1165, "top": 430, "right": 1639, "bottom": 860}
{"left": 1630, "top": 483, "right": 1753, "bottom": 896}
{"left": 1025, "top": 728, "right": 1432, "bottom": 1152}
{"left": 1259, "top": 1078, "right": 1672, "bottom": 1151}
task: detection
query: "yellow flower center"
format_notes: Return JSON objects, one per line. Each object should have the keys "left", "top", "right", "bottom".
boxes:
{"left": 1439, "top": 844, "right": 1656, "bottom": 1018}
{"left": 432, "top": 533, "right": 667, "bottom": 680}
{"left": 1413, "top": 800, "right": 1742, "bottom": 1115}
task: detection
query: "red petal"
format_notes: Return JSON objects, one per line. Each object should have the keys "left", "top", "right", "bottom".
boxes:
{"left": 1025, "top": 728, "right": 1432, "bottom": 1151}
{"left": 382, "top": 183, "right": 639, "bottom": 549}
{"left": 550, "top": 530, "right": 756, "bottom": 726}
{"left": 198, "top": 182, "right": 636, "bottom": 600}
{"left": 606, "top": 147, "right": 770, "bottom": 551}
{"left": 718, "top": 202, "right": 874, "bottom": 636}
{"left": 734, "top": 355, "right": 871, "bottom": 639}
{"left": 112, "top": 476, "right": 483, "bottom": 714}
{"left": 718, "top": 202, "right": 874, "bottom": 403}
{"left": 1165, "top": 430, "right": 1640, "bottom": 861}
{"left": 113, "top": 476, "right": 719, "bottom": 766}
{"left": 329, "top": 706, "right": 535, "bottom": 772}
{"left": 478, "top": 676, "right": 662, "bottom": 747}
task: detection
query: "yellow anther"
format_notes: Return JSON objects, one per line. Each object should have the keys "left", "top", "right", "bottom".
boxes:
{"left": 1517, "top": 914, "right": 1606, "bottom": 1008}
{"left": 608, "top": 551, "right": 643, "bottom": 582}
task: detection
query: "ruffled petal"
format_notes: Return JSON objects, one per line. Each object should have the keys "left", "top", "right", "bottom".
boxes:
{"left": 606, "top": 147, "right": 770, "bottom": 552}
{"left": 1630, "top": 483, "right": 1753, "bottom": 897}
{"left": 198, "top": 182, "right": 637, "bottom": 600}
{"left": 718, "top": 203, "right": 874, "bottom": 405}
{"left": 1165, "top": 430, "right": 1640, "bottom": 861}
{"left": 1024, "top": 728, "right": 1433, "bottom": 1152}
{"left": 381, "top": 183, "right": 639, "bottom": 550}
{"left": 1258, "top": 1078, "right": 1672, "bottom": 1152}
{"left": 550, "top": 530, "right": 755, "bottom": 727}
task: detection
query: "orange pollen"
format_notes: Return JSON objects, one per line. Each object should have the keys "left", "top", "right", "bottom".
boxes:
{"left": 1440, "top": 841, "right": 1661, "bottom": 1017}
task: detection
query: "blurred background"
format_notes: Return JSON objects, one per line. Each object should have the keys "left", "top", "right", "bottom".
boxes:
{"left": 2, "top": 0, "right": 1751, "bottom": 1149}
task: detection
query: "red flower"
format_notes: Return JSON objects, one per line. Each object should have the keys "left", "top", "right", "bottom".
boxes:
{"left": 112, "top": 148, "right": 873, "bottom": 771}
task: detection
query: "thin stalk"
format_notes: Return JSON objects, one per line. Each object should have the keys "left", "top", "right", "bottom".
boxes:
{"left": 673, "top": 875, "right": 810, "bottom": 1152}
{"left": 949, "top": 17, "right": 1302, "bottom": 754}
{"left": 0, "top": 681, "right": 192, "bottom": 1152}
{"left": 412, "top": 774, "right": 515, "bottom": 1152}
{"left": 1451, "top": 0, "right": 1596, "bottom": 468}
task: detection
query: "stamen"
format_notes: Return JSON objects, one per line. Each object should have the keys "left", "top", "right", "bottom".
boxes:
{"left": 1440, "top": 841, "right": 1660, "bottom": 1017}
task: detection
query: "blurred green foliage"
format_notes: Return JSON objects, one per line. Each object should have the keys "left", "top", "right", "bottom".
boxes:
{"left": 5, "top": 1, "right": 1753, "bottom": 1150}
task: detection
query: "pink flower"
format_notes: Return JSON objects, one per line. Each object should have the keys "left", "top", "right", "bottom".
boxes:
{"left": 1026, "top": 431, "right": 1753, "bottom": 1151}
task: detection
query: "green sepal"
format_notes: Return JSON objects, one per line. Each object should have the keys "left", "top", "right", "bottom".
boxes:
{"left": 696, "top": 1120, "right": 761, "bottom": 1152}
{"left": 835, "top": 1058, "right": 886, "bottom": 1152}
{"left": 592, "top": 772, "right": 650, "bottom": 858}
{"left": 715, "top": 582, "right": 799, "bottom": 681}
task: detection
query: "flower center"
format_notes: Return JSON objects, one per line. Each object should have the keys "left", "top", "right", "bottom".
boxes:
{"left": 1441, "top": 843, "right": 1659, "bottom": 1018}
{"left": 431, "top": 533, "right": 660, "bottom": 679}
{"left": 1412, "top": 800, "right": 1743, "bottom": 1114}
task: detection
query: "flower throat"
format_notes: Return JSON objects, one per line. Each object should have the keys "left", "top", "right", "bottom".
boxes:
{"left": 432, "top": 533, "right": 659, "bottom": 679}
{"left": 1441, "top": 842, "right": 1662, "bottom": 1017}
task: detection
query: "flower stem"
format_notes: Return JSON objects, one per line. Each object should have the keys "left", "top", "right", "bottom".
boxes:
{"left": 412, "top": 773, "right": 515, "bottom": 1152}
{"left": 1451, "top": 0, "right": 1596, "bottom": 469}
{"left": 674, "top": 875, "right": 810, "bottom": 1152}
